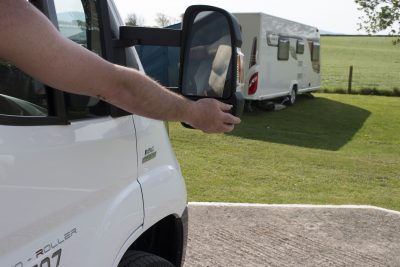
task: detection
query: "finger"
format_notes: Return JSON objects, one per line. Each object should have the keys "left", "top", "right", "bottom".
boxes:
{"left": 218, "top": 102, "right": 233, "bottom": 112}
{"left": 223, "top": 113, "right": 241, "bottom": 125}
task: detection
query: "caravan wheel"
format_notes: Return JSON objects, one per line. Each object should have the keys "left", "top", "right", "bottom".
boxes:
{"left": 287, "top": 87, "right": 297, "bottom": 106}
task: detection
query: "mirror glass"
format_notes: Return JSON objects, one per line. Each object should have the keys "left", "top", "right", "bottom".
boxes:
{"left": 182, "top": 11, "right": 233, "bottom": 98}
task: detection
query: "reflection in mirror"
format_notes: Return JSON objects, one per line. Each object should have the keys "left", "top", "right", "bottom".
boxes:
{"left": 182, "top": 11, "right": 232, "bottom": 98}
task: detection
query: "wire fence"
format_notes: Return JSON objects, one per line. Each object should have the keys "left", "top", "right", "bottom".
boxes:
{"left": 321, "top": 65, "right": 400, "bottom": 93}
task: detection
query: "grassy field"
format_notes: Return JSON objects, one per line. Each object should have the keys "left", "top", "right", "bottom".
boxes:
{"left": 321, "top": 36, "right": 400, "bottom": 93}
{"left": 169, "top": 94, "right": 400, "bottom": 210}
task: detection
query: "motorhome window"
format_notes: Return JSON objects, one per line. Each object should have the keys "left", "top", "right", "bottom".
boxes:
{"left": 311, "top": 42, "right": 320, "bottom": 61}
{"left": 278, "top": 39, "right": 289, "bottom": 61}
{"left": 249, "top": 37, "right": 258, "bottom": 68}
{"left": 54, "top": 0, "right": 110, "bottom": 120}
{"left": 0, "top": 60, "right": 48, "bottom": 117}
{"left": 296, "top": 40, "right": 305, "bottom": 54}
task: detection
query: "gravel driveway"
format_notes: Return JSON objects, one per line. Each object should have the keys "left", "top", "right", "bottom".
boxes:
{"left": 184, "top": 203, "right": 400, "bottom": 267}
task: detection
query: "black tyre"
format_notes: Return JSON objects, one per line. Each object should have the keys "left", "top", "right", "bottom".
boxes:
{"left": 287, "top": 87, "right": 297, "bottom": 106}
{"left": 118, "top": 251, "right": 175, "bottom": 267}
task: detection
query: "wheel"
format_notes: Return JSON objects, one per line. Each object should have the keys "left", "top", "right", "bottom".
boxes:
{"left": 118, "top": 251, "right": 175, "bottom": 267}
{"left": 286, "top": 87, "right": 297, "bottom": 106}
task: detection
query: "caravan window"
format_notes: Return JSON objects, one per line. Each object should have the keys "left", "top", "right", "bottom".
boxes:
{"left": 296, "top": 40, "right": 305, "bottom": 54}
{"left": 311, "top": 42, "right": 320, "bottom": 61}
{"left": 278, "top": 38, "right": 289, "bottom": 61}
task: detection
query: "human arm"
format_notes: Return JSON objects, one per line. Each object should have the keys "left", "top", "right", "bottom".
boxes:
{"left": 0, "top": 0, "right": 240, "bottom": 133}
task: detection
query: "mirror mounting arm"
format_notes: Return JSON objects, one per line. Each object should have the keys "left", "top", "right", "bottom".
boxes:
{"left": 116, "top": 26, "right": 181, "bottom": 48}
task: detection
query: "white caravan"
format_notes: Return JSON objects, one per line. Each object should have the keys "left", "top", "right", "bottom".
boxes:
{"left": 0, "top": 1, "right": 243, "bottom": 267}
{"left": 233, "top": 13, "right": 321, "bottom": 108}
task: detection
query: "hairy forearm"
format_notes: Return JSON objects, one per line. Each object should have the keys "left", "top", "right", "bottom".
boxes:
{"left": 104, "top": 64, "right": 194, "bottom": 123}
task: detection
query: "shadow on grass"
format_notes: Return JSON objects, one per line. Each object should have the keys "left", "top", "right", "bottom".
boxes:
{"left": 229, "top": 95, "right": 371, "bottom": 151}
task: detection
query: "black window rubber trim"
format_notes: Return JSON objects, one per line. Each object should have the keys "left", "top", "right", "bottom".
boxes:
{"left": 0, "top": 115, "right": 69, "bottom": 126}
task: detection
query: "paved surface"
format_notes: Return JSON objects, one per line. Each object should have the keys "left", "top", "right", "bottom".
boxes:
{"left": 184, "top": 203, "right": 400, "bottom": 267}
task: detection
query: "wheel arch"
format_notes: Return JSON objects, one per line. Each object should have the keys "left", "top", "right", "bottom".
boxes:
{"left": 117, "top": 208, "right": 188, "bottom": 267}
{"left": 289, "top": 81, "right": 298, "bottom": 93}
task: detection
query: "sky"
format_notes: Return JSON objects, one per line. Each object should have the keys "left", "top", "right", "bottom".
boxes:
{"left": 113, "top": 0, "right": 371, "bottom": 34}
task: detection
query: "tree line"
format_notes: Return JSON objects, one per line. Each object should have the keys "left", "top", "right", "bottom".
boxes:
{"left": 125, "top": 13, "right": 180, "bottom": 27}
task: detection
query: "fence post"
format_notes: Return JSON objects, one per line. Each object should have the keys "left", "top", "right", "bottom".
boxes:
{"left": 348, "top": 65, "right": 353, "bottom": 94}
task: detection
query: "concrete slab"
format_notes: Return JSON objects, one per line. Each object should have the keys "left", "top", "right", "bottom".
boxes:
{"left": 185, "top": 203, "right": 400, "bottom": 267}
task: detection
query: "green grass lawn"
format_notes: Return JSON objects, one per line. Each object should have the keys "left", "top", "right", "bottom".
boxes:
{"left": 321, "top": 36, "right": 400, "bottom": 92}
{"left": 170, "top": 94, "right": 400, "bottom": 210}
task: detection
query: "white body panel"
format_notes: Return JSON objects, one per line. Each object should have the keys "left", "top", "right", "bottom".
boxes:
{"left": 233, "top": 13, "right": 321, "bottom": 101}
{"left": 0, "top": 117, "right": 143, "bottom": 267}
{"left": 0, "top": 117, "right": 186, "bottom": 267}
{"left": 134, "top": 116, "right": 187, "bottom": 231}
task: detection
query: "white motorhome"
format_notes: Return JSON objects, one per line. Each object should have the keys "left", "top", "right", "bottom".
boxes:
{"left": 233, "top": 13, "right": 321, "bottom": 109}
{"left": 0, "top": 1, "right": 243, "bottom": 267}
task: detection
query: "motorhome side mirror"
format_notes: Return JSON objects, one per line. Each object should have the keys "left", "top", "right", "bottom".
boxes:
{"left": 180, "top": 6, "right": 243, "bottom": 109}
{"left": 117, "top": 5, "right": 244, "bottom": 122}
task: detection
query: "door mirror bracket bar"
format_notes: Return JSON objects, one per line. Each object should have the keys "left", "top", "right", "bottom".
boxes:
{"left": 116, "top": 27, "right": 181, "bottom": 47}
